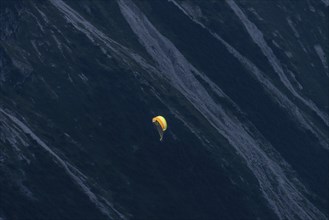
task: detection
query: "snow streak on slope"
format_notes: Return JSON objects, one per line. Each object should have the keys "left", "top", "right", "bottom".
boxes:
{"left": 48, "top": 0, "right": 142, "bottom": 66}
{"left": 117, "top": 0, "right": 326, "bottom": 219}
{"left": 0, "top": 112, "right": 30, "bottom": 163}
{"left": 48, "top": 0, "right": 167, "bottom": 80}
{"left": 225, "top": 0, "right": 329, "bottom": 127}
{"left": 48, "top": 0, "right": 115, "bottom": 46}
{"left": 320, "top": 0, "right": 329, "bottom": 7}
{"left": 0, "top": 108, "right": 127, "bottom": 220}
{"left": 49, "top": 0, "right": 228, "bottom": 100}
{"left": 168, "top": 0, "right": 329, "bottom": 148}
{"left": 314, "top": 44, "right": 328, "bottom": 72}
{"left": 287, "top": 17, "right": 300, "bottom": 38}
{"left": 217, "top": 38, "right": 329, "bottom": 148}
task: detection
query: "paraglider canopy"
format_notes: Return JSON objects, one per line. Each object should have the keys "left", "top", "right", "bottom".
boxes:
{"left": 152, "top": 116, "right": 167, "bottom": 141}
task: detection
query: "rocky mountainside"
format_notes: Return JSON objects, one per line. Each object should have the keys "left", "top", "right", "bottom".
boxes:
{"left": 0, "top": 0, "right": 328, "bottom": 219}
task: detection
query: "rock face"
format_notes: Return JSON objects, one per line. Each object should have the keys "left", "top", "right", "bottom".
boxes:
{"left": 0, "top": 1, "right": 328, "bottom": 219}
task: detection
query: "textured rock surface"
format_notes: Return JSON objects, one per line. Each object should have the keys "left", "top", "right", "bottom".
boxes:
{"left": 0, "top": 1, "right": 328, "bottom": 219}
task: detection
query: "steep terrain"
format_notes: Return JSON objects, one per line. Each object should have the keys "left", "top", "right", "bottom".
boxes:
{"left": 0, "top": 0, "right": 328, "bottom": 219}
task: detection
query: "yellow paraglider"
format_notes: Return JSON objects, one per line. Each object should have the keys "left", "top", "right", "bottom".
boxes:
{"left": 152, "top": 116, "right": 167, "bottom": 141}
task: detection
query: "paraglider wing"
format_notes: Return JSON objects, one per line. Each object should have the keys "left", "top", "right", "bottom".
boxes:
{"left": 152, "top": 116, "right": 167, "bottom": 141}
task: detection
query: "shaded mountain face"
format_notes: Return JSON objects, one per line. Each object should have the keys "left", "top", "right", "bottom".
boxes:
{"left": 0, "top": 0, "right": 328, "bottom": 219}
